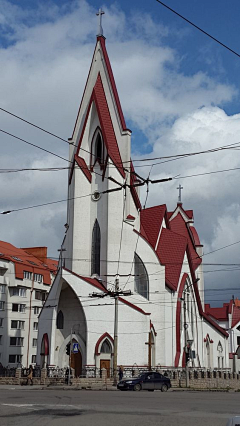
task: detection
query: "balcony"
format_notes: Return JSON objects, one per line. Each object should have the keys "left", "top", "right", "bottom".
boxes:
{"left": 0, "top": 261, "right": 8, "bottom": 270}
{"left": 0, "top": 276, "right": 9, "bottom": 285}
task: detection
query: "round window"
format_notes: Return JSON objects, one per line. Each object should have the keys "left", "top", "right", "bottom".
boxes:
{"left": 92, "top": 191, "right": 101, "bottom": 201}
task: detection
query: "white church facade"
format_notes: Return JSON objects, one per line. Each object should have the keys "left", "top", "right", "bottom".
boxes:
{"left": 37, "top": 28, "right": 229, "bottom": 376}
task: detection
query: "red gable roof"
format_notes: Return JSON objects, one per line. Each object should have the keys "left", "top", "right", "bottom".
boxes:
{"left": 169, "top": 213, "right": 202, "bottom": 271}
{"left": 232, "top": 305, "right": 240, "bottom": 328}
{"left": 157, "top": 228, "right": 187, "bottom": 291}
{"left": 140, "top": 205, "right": 167, "bottom": 249}
{"left": 97, "top": 36, "right": 129, "bottom": 132}
{"left": 76, "top": 73, "right": 125, "bottom": 178}
{"left": 189, "top": 226, "right": 201, "bottom": 246}
{"left": 0, "top": 241, "right": 56, "bottom": 285}
{"left": 205, "top": 303, "right": 229, "bottom": 321}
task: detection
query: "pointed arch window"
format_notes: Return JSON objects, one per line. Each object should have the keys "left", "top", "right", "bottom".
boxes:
{"left": 134, "top": 253, "right": 149, "bottom": 300}
{"left": 100, "top": 339, "right": 112, "bottom": 354}
{"left": 56, "top": 310, "right": 64, "bottom": 329}
{"left": 95, "top": 133, "right": 102, "bottom": 163}
{"left": 91, "top": 220, "right": 101, "bottom": 276}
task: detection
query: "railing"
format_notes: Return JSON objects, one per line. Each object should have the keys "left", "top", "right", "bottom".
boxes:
{"left": 47, "top": 366, "right": 68, "bottom": 378}
{"left": 0, "top": 366, "right": 17, "bottom": 377}
{"left": 21, "top": 366, "right": 41, "bottom": 377}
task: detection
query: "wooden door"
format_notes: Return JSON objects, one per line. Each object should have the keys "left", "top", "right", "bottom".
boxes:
{"left": 70, "top": 351, "right": 82, "bottom": 377}
{"left": 100, "top": 359, "right": 110, "bottom": 378}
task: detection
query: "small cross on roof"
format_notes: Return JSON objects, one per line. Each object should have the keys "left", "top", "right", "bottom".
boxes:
{"left": 96, "top": 8, "right": 105, "bottom": 37}
{"left": 177, "top": 184, "right": 183, "bottom": 204}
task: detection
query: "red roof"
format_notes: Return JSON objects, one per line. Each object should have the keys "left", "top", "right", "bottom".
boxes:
{"left": 0, "top": 241, "right": 56, "bottom": 285}
{"left": 157, "top": 228, "right": 187, "bottom": 291}
{"left": 140, "top": 205, "right": 167, "bottom": 249}
{"left": 232, "top": 306, "right": 240, "bottom": 328}
{"left": 76, "top": 73, "right": 125, "bottom": 178}
{"left": 205, "top": 303, "right": 229, "bottom": 321}
{"left": 189, "top": 226, "right": 201, "bottom": 246}
{"left": 170, "top": 213, "right": 202, "bottom": 271}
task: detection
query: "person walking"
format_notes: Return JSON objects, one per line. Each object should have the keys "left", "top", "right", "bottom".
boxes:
{"left": 118, "top": 365, "right": 123, "bottom": 381}
{"left": 26, "top": 365, "right": 33, "bottom": 386}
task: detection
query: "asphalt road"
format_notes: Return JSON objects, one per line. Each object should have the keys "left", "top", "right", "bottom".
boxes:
{"left": 0, "top": 388, "right": 239, "bottom": 426}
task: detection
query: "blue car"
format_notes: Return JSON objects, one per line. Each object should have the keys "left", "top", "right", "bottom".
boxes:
{"left": 117, "top": 371, "right": 171, "bottom": 392}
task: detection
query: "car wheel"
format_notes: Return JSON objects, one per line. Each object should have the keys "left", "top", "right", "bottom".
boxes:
{"left": 161, "top": 384, "right": 168, "bottom": 392}
{"left": 133, "top": 383, "right": 142, "bottom": 391}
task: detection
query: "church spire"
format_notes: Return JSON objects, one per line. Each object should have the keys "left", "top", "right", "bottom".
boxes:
{"left": 96, "top": 8, "right": 105, "bottom": 37}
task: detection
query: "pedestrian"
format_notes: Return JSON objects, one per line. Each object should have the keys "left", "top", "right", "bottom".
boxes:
{"left": 26, "top": 365, "right": 33, "bottom": 386}
{"left": 118, "top": 365, "right": 123, "bottom": 381}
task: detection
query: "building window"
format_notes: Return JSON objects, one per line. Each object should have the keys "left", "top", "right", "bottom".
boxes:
{"left": 31, "top": 355, "right": 36, "bottom": 364}
{"left": 10, "top": 337, "right": 24, "bottom": 346}
{"left": 12, "top": 256, "right": 22, "bottom": 262}
{"left": 32, "top": 339, "right": 37, "bottom": 347}
{"left": 237, "top": 336, "right": 240, "bottom": 346}
{"left": 0, "top": 302, "right": 5, "bottom": 311}
{"left": 95, "top": 133, "right": 102, "bottom": 163}
{"left": 24, "top": 271, "right": 32, "bottom": 280}
{"left": 134, "top": 253, "right": 149, "bottom": 300}
{"left": 34, "top": 274, "right": 43, "bottom": 283}
{"left": 12, "top": 303, "right": 26, "bottom": 313}
{"left": 9, "top": 354, "right": 22, "bottom": 364}
{"left": 10, "top": 287, "right": 26, "bottom": 297}
{"left": 56, "top": 310, "right": 64, "bottom": 329}
{"left": 91, "top": 219, "right": 101, "bottom": 276}
{"left": 33, "top": 322, "right": 38, "bottom": 331}
{"left": 0, "top": 285, "right": 5, "bottom": 294}
{"left": 100, "top": 339, "right": 112, "bottom": 354}
{"left": 0, "top": 318, "right": 3, "bottom": 327}
{"left": 34, "top": 307, "right": 41, "bottom": 315}
{"left": 35, "top": 290, "right": 46, "bottom": 301}
{"left": 11, "top": 320, "right": 24, "bottom": 330}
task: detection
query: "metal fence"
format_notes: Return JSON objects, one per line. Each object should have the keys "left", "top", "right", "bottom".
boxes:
{"left": 0, "top": 366, "right": 17, "bottom": 377}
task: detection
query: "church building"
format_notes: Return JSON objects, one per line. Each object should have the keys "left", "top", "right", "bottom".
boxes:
{"left": 37, "top": 16, "right": 229, "bottom": 376}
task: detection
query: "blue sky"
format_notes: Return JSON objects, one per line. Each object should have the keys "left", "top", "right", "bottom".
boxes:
{"left": 0, "top": 0, "right": 240, "bottom": 305}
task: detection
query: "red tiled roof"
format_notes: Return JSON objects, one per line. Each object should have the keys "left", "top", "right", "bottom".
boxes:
{"left": 157, "top": 228, "right": 187, "bottom": 291}
{"left": 204, "top": 303, "right": 229, "bottom": 321}
{"left": 170, "top": 213, "right": 202, "bottom": 271}
{"left": 0, "top": 241, "right": 55, "bottom": 285}
{"left": 74, "top": 155, "right": 92, "bottom": 183}
{"left": 140, "top": 205, "right": 167, "bottom": 249}
{"left": 232, "top": 306, "right": 240, "bottom": 328}
{"left": 189, "top": 226, "right": 201, "bottom": 246}
{"left": 97, "top": 36, "right": 129, "bottom": 132}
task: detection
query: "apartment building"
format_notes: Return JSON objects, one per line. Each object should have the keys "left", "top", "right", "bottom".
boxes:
{"left": 0, "top": 242, "right": 57, "bottom": 367}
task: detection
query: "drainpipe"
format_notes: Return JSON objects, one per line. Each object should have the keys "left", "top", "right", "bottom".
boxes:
{"left": 26, "top": 271, "right": 34, "bottom": 368}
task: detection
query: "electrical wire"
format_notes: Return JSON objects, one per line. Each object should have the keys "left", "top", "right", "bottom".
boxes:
{"left": 155, "top": 0, "right": 240, "bottom": 59}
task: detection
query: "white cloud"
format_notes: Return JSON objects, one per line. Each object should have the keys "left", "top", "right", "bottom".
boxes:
{"left": 0, "top": 1, "right": 239, "bottom": 302}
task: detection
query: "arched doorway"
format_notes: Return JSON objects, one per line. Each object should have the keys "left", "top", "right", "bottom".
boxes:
{"left": 70, "top": 343, "right": 82, "bottom": 377}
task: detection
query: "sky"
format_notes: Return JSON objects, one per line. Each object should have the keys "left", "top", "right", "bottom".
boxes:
{"left": 0, "top": 0, "right": 240, "bottom": 306}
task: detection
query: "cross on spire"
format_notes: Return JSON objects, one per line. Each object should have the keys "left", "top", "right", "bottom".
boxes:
{"left": 96, "top": 8, "right": 105, "bottom": 37}
{"left": 177, "top": 184, "right": 183, "bottom": 204}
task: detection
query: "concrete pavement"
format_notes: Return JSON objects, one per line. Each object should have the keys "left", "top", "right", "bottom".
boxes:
{"left": 0, "top": 388, "right": 239, "bottom": 426}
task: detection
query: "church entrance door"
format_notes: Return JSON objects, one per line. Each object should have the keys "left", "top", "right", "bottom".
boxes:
{"left": 71, "top": 350, "right": 82, "bottom": 377}
{"left": 100, "top": 359, "right": 110, "bottom": 378}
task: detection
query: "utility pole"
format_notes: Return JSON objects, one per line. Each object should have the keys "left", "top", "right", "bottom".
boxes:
{"left": 68, "top": 327, "right": 72, "bottom": 386}
{"left": 89, "top": 278, "right": 132, "bottom": 386}
{"left": 113, "top": 275, "right": 119, "bottom": 386}
{"left": 183, "top": 294, "right": 189, "bottom": 388}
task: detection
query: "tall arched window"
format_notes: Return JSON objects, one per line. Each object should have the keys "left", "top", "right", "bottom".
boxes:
{"left": 56, "top": 310, "right": 64, "bottom": 329}
{"left": 91, "top": 219, "right": 101, "bottom": 276}
{"left": 95, "top": 133, "right": 102, "bottom": 163}
{"left": 134, "top": 253, "right": 149, "bottom": 300}
{"left": 100, "top": 339, "right": 112, "bottom": 354}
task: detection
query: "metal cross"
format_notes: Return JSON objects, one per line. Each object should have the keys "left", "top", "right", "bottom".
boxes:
{"left": 96, "top": 8, "right": 105, "bottom": 36}
{"left": 177, "top": 184, "right": 183, "bottom": 203}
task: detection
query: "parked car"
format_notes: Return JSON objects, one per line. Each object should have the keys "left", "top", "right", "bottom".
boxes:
{"left": 226, "top": 417, "right": 240, "bottom": 426}
{"left": 117, "top": 371, "right": 171, "bottom": 392}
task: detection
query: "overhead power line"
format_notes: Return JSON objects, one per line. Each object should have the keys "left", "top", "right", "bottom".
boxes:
{"left": 155, "top": 0, "right": 240, "bottom": 59}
